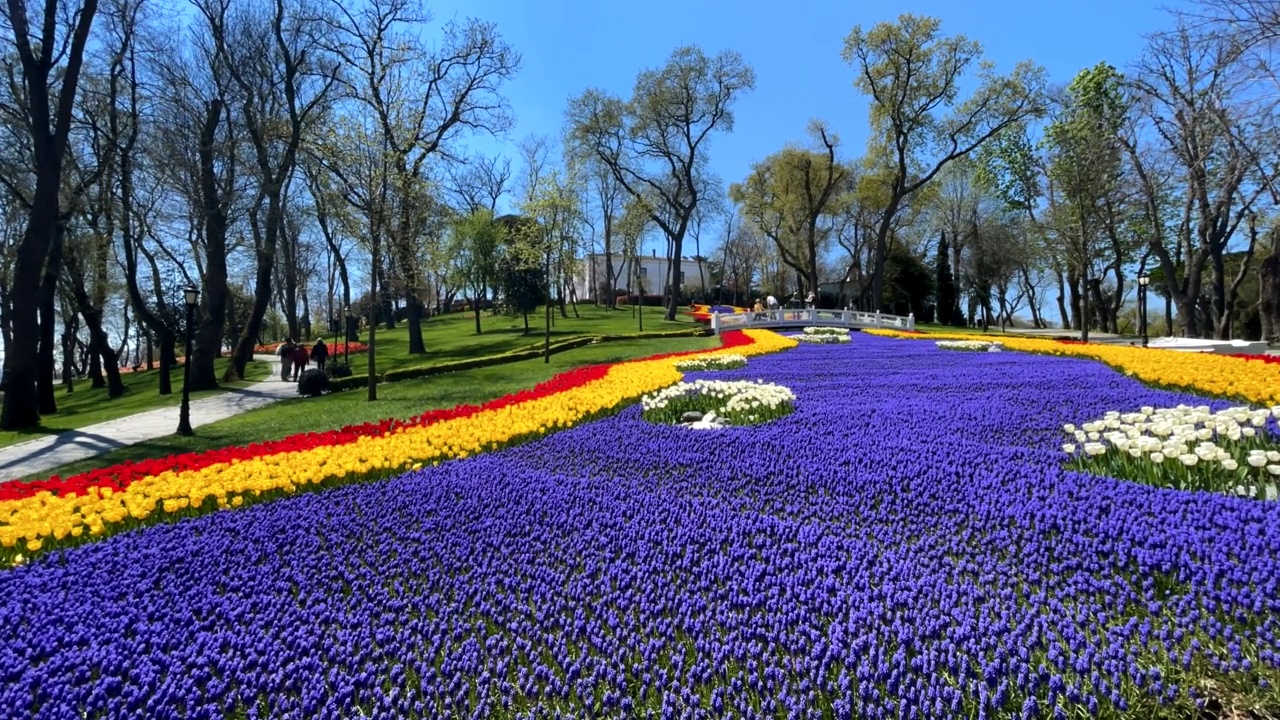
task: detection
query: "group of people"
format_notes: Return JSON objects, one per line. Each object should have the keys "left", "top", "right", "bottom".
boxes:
{"left": 276, "top": 338, "right": 328, "bottom": 381}
{"left": 751, "top": 292, "right": 816, "bottom": 319}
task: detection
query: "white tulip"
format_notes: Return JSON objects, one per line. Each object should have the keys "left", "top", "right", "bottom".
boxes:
{"left": 1179, "top": 454, "right": 1199, "bottom": 466}
{"left": 1150, "top": 452, "right": 1166, "bottom": 464}
{"left": 1221, "top": 459, "right": 1239, "bottom": 472}
{"left": 1248, "top": 455, "right": 1268, "bottom": 468}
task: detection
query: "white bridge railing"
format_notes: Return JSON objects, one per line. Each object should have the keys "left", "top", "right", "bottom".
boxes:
{"left": 709, "top": 308, "right": 915, "bottom": 334}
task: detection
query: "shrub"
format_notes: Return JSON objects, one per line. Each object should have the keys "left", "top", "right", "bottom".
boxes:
{"left": 328, "top": 374, "right": 372, "bottom": 392}
{"left": 326, "top": 363, "right": 353, "bottom": 379}
{"left": 297, "top": 369, "right": 331, "bottom": 397}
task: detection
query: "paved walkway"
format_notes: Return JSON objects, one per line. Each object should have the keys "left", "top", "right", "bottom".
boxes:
{"left": 0, "top": 355, "right": 296, "bottom": 482}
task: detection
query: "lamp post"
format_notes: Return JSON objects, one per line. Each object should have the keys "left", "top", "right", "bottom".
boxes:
{"left": 1137, "top": 273, "right": 1150, "bottom": 348}
{"left": 343, "top": 305, "right": 351, "bottom": 365}
{"left": 177, "top": 284, "right": 200, "bottom": 436}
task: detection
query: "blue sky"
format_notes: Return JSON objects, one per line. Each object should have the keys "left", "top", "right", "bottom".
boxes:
{"left": 426, "top": 0, "right": 1183, "bottom": 224}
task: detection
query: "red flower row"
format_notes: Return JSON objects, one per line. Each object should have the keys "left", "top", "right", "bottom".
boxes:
{"left": 0, "top": 331, "right": 754, "bottom": 503}
{"left": 1226, "top": 353, "right": 1280, "bottom": 365}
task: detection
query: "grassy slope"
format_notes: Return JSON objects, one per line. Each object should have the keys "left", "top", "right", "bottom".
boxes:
{"left": 0, "top": 358, "right": 271, "bottom": 449}
{"left": 0, "top": 305, "right": 690, "bottom": 450}
{"left": 321, "top": 304, "right": 697, "bottom": 375}
{"left": 26, "top": 333, "right": 721, "bottom": 481}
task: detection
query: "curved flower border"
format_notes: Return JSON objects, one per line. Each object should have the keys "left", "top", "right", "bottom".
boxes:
{"left": 867, "top": 328, "right": 1280, "bottom": 406}
{"left": 0, "top": 329, "right": 797, "bottom": 558}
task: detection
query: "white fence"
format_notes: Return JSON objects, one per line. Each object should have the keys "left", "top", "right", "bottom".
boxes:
{"left": 710, "top": 309, "right": 915, "bottom": 334}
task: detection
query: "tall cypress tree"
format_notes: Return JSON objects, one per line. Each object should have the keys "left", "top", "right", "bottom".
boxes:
{"left": 935, "top": 231, "right": 959, "bottom": 326}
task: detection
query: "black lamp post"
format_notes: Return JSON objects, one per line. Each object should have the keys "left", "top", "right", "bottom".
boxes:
{"left": 343, "top": 305, "right": 351, "bottom": 365}
{"left": 177, "top": 283, "right": 200, "bottom": 436}
{"left": 1137, "top": 273, "right": 1150, "bottom": 348}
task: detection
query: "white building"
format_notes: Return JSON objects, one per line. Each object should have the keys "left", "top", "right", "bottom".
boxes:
{"left": 573, "top": 251, "right": 709, "bottom": 302}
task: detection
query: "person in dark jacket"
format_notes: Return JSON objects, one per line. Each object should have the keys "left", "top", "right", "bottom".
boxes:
{"left": 310, "top": 338, "right": 329, "bottom": 372}
{"left": 291, "top": 343, "right": 309, "bottom": 381}
{"left": 278, "top": 338, "right": 295, "bottom": 381}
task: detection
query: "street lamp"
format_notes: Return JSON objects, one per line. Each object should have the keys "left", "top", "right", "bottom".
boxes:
{"left": 1137, "top": 273, "right": 1150, "bottom": 348}
{"left": 177, "top": 283, "right": 200, "bottom": 436}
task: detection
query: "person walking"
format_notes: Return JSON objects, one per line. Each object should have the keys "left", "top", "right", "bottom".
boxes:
{"left": 310, "top": 338, "right": 329, "bottom": 372}
{"left": 291, "top": 343, "right": 309, "bottom": 381}
{"left": 805, "top": 291, "right": 816, "bottom": 309}
{"left": 278, "top": 338, "right": 295, "bottom": 382}
{"left": 765, "top": 293, "right": 778, "bottom": 320}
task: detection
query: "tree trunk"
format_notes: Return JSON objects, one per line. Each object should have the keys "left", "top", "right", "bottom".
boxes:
{"left": 283, "top": 222, "right": 300, "bottom": 341}
{"left": 67, "top": 253, "right": 124, "bottom": 397}
{"left": 405, "top": 288, "right": 425, "bottom": 353}
{"left": 367, "top": 230, "right": 380, "bottom": 401}
{"left": 1260, "top": 240, "right": 1280, "bottom": 344}
{"left": 37, "top": 221, "right": 68, "bottom": 416}
{"left": 188, "top": 99, "right": 232, "bottom": 390}
{"left": 473, "top": 286, "right": 483, "bottom": 334}
{"left": 665, "top": 234, "right": 685, "bottom": 321}
{"left": 226, "top": 193, "right": 283, "bottom": 381}
{"left": 60, "top": 306, "right": 77, "bottom": 394}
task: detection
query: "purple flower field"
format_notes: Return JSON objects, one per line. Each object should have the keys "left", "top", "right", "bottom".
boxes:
{"left": 2, "top": 334, "right": 1279, "bottom": 719}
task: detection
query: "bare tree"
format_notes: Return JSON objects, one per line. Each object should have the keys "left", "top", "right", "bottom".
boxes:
{"left": 1128, "top": 23, "right": 1269, "bottom": 337}
{"left": 328, "top": 0, "right": 519, "bottom": 355}
{"left": 567, "top": 45, "right": 755, "bottom": 321}
{"left": 1, "top": 0, "right": 101, "bottom": 429}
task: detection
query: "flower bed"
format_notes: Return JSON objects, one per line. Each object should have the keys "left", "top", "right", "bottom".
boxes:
{"left": 936, "top": 339, "right": 1003, "bottom": 352}
{"left": 640, "top": 379, "right": 795, "bottom": 427}
{"left": 0, "top": 330, "right": 796, "bottom": 558}
{"left": 868, "top": 328, "right": 1280, "bottom": 405}
{"left": 672, "top": 354, "right": 747, "bottom": 372}
{"left": 4, "top": 334, "right": 1279, "bottom": 717}
{"left": 795, "top": 331, "right": 850, "bottom": 343}
{"left": 1063, "top": 404, "right": 1280, "bottom": 498}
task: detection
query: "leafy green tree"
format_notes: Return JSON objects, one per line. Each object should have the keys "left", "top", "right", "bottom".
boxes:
{"left": 883, "top": 243, "right": 935, "bottom": 319}
{"left": 495, "top": 216, "right": 547, "bottom": 335}
{"left": 449, "top": 209, "right": 505, "bottom": 335}
{"left": 1043, "top": 62, "right": 1130, "bottom": 341}
{"left": 730, "top": 121, "right": 849, "bottom": 297}
{"left": 567, "top": 45, "right": 755, "bottom": 322}
{"left": 841, "top": 14, "right": 1047, "bottom": 313}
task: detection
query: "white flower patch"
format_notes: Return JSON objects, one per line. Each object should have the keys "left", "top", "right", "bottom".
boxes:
{"left": 640, "top": 379, "right": 796, "bottom": 428}
{"left": 795, "top": 332, "right": 851, "bottom": 344}
{"left": 801, "top": 327, "right": 849, "bottom": 336}
{"left": 936, "top": 340, "right": 1004, "bottom": 352}
{"left": 1063, "top": 404, "right": 1280, "bottom": 499}
{"left": 673, "top": 354, "right": 748, "bottom": 372}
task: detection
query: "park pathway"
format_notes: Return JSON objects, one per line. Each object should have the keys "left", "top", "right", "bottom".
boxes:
{"left": 0, "top": 355, "right": 296, "bottom": 483}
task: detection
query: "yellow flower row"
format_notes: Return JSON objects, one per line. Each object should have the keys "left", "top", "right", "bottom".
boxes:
{"left": 0, "top": 330, "right": 797, "bottom": 557}
{"left": 866, "top": 328, "right": 1280, "bottom": 406}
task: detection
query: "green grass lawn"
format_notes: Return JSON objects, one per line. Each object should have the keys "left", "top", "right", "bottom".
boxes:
{"left": 27, "top": 334, "right": 721, "bottom": 481}
{"left": 316, "top": 304, "right": 698, "bottom": 375}
{"left": 0, "top": 358, "right": 271, "bottom": 449}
